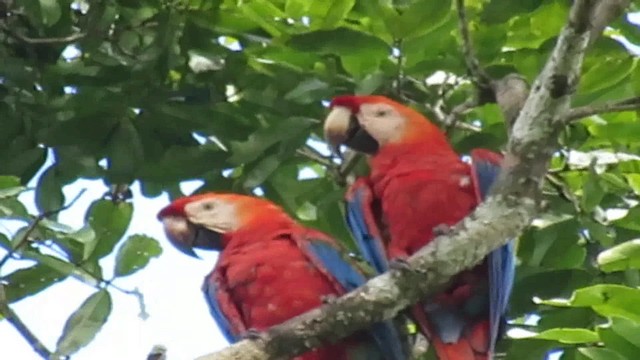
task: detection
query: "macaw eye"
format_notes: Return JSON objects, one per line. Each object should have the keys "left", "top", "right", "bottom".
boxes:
{"left": 202, "top": 202, "right": 214, "bottom": 211}
{"left": 374, "top": 109, "right": 389, "bottom": 117}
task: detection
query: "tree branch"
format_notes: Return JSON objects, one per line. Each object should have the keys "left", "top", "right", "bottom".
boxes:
{"left": 454, "top": 0, "right": 492, "bottom": 89}
{"left": 196, "top": 1, "right": 600, "bottom": 358}
{"left": 0, "top": 189, "right": 87, "bottom": 269}
{"left": 0, "top": 284, "right": 52, "bottom": 359}
{"left": 588, "top": 0, "right": 631, "bottom": 46}
{"left": 565, "top": 96, "right": 640, "bottom": 122}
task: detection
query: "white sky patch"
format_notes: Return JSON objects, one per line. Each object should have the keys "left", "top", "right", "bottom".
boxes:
{"left": 63, "top": 86, "right": 78, "bottom": 95}
{"left": 62, "top": 45, "right": 82, "bottom": 61}
{"left": 179, "top": 180, "right": 205, "bottom": 195}
{"left": 305, "top": 138, "right": 332, "bottom": 157}
{"left": 298, "top": 167, "right": 319, "bottom": 180}
{"left": 252, "top": 187, "right": 265, "bottom": 196}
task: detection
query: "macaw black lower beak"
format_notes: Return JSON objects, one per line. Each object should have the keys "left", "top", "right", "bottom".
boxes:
{"left": 344, "top": 114, "right": 379, "bottom": 154}
{"left": 173, "top": 227, "right": 223, "bottom": 259}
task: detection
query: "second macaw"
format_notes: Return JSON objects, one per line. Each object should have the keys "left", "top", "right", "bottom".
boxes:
{"left": 324, "top": 95, "right": 515, "bottom": 360}
{"left": 157, "top": 192, "right": 409, "bottom": 360}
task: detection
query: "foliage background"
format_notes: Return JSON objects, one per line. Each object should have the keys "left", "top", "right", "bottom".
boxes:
{"left": 1, "top": 0, "right": 640, "bottom": 359}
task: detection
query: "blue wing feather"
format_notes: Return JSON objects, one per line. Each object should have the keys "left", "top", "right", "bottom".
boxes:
{"left": 306, "top": 240, "right": 408, "bottom": 360}
{"left": 202, "top": 275, "right": 240, "bottom": 344}
{"left": 470, "top": 150, "right": 516, "bottom": 350}
{"left": 345, "top": 180, "right": 389, "bottom": 274}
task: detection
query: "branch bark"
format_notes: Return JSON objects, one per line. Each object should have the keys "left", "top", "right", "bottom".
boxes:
{"left": 565, "top": 96, "right": 640, "bottom": 122}
{"left": 196, "top": 1, "right": 601, "bottom": 359}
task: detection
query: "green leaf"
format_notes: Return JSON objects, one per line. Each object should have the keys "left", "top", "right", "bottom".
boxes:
{"left": 579, "top": 57, "right": 636, "bottom": 95}
{"left": 577, "top": 347, "right": 627, "bottom": 360}
{"left": 35, "top": 165, "right": 65, "bottom": 216}
{"left": 0, "top": 175, "right": 21, "bottom": 189}
{"left": 229, "top": 117, "right": 317, "bottom": 165}
{"left": 598, "top": 317, "right": 640, "bottom": 359}
{"left": 481, "top": 0, "right": 544, "bottom": 24}
{"left": 392, "top": 0, "right": 452, "bottom": 39}
{"left": 86, "top": 200, "right": 133, "bottom": 260}
{"left": 532, "top": 328, "right": 599, "bottom": 344}
{"left": 582, "top": 169, "right": 605, "bottom": 212}
{"left": 39, "top": 0, "right": 62, "bottom": 26}
{"left": 4, "top": 263, "right": 69, "bottom": 303}
{"left": 284, "top": 78, "right": 330, "bottom": 104}
{"left": 114, "top": 235, "right": 163, "bottom": 277}
{"left": 106, "top": 119, "right": 144, "bottom": 183}
{"left": 598, "top": 239, "right": 640, "bottom": 272}
{"left": 540, "top": 284, "right": 640, "bottom": 323}
{"left": 54, "top": 290, "right": 112, "bottom": 357}
{"left": 310, "top": 0, "right": 356, "bottom": 29}
{"left": 355, "top": 71, "right": 386, "bottom": 95}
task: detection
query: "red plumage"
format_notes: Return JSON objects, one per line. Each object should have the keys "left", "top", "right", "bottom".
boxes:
{"left": 159, "top": 193, "right": 404, "bottom": 360}
{"left": 327, "top": 96, "right": 511, "bottom": 360}
{"left": 209, "top": 218, "right": 356, "bottom": 360}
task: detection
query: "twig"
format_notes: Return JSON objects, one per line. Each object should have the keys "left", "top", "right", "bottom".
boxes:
{"left": 0, "top": 284, "right": 52, "bottom": 359}
{"left": 295, "top": 146, "right": 334, "bottom": 168}
{"left": 442, "top": 98, "right": 481, "bottom": 134}
{"left": 146, "top": 345, "right": 167, "bottom": 360}
{"left": 546, "top": 173, "right": 582, "bottom": 213}
{"left": 0, "top": 24, "right": 86, "bottom": 44}
{"left": 393, "top": 38, "right": 404, "bottom": 98}
{"left": 565, "top": 96, "right": 640, "bottom": 122}
{"left": 0, "top": 189, "right": 87, "bottom": 269}
{"left": 454, "top": 0, "right": 492, "bottom": 89}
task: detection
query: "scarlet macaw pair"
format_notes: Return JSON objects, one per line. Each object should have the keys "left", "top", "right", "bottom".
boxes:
{"left": 158, "top": 95, "right": 516, "bottom": 360}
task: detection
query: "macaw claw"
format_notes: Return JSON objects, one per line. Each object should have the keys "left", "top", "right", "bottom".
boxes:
{"left": 432, "top": 223, "right": 452, "bottom": 236}
{"left": 389, "top": 257, "right": 411, "bottom": 271}
{"left": 321, "top": 294, "right": 339, "bottom": 305}
{"left": 243, "top": 328, "right": 266, "bottom": 341}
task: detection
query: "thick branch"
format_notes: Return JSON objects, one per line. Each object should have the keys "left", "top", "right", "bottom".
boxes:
{"left": 197, "top": 1, "right": 601, "bottom": 359}
{"left": 588, "top": 0, "right": 631, "bottom": 45}
{"left": 565, "top": 96, "right": 640, "bottom": 122}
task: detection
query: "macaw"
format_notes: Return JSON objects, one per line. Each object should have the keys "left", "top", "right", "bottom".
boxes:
{"left": 157, "top": 192, "right": 409, "bottom": 360}
{"left": 323, "top": 95, "right": 516, "bottom": 360}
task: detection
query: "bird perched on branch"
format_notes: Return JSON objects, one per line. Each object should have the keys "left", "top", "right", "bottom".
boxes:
{"left": 324, "top": 95, "right": 515, "bottom": 360}
{"left": 158, "top": 192, "right": 409, "bottom": 360}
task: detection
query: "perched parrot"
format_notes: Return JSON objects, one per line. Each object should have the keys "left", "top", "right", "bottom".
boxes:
{"left": 323, "top": 95, "right": 516, "bottom": 360}
{"left": 157, "top": 192, "right": 409, "bottom": 360}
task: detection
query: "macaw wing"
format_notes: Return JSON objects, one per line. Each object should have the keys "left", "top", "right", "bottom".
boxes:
{"left": 345, "top": 178, "right": 389, "bottom": 274}
{"left": 202, "top": 270, "right": 246, "bottom": 344}
{"left": 295, "top": 231, "right": 408, "bottom": 360}
{"left": 470, "top": 149, "right": 516, "bottom": 349}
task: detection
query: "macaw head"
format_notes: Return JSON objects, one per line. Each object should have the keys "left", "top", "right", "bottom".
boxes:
{"left": 157, "top": 192, "right": 289, "bottom": 258}
{"left": 323, "top": 95, "right": 448, "bottom": 155}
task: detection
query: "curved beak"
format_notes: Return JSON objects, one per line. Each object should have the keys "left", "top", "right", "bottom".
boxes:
{"left": 160, "top": 216, "right": 222, "bottom": 258}
{"left": 323, "top": 106, "right": 379, "bottom": 155}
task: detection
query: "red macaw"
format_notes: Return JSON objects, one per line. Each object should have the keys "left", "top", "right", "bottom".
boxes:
{"left": 157, "top": 192, "right": 409, "bottom": 360}
{"left": 323, "top": 95, "right": 515, "bottom": 360}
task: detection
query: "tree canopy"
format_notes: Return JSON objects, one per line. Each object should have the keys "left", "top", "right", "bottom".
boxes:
{"left": 1, "top": 0, "right": 640, "bottom": 359}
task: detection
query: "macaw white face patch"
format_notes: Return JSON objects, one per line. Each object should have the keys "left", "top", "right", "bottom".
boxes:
{"left": 358, "top": 103, "right": 407, "bottom": 146}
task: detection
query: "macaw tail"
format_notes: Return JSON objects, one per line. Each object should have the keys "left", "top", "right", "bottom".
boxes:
{"left": 411, "top": 305, "right": 491, "bottom": 360}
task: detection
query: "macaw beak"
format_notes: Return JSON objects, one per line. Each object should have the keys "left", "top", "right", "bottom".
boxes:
{"left": 160, "top": 216, "right": 223, "bottom": 258}
{"left": 323, "top": 106, "right": 379, "bottom": 155}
